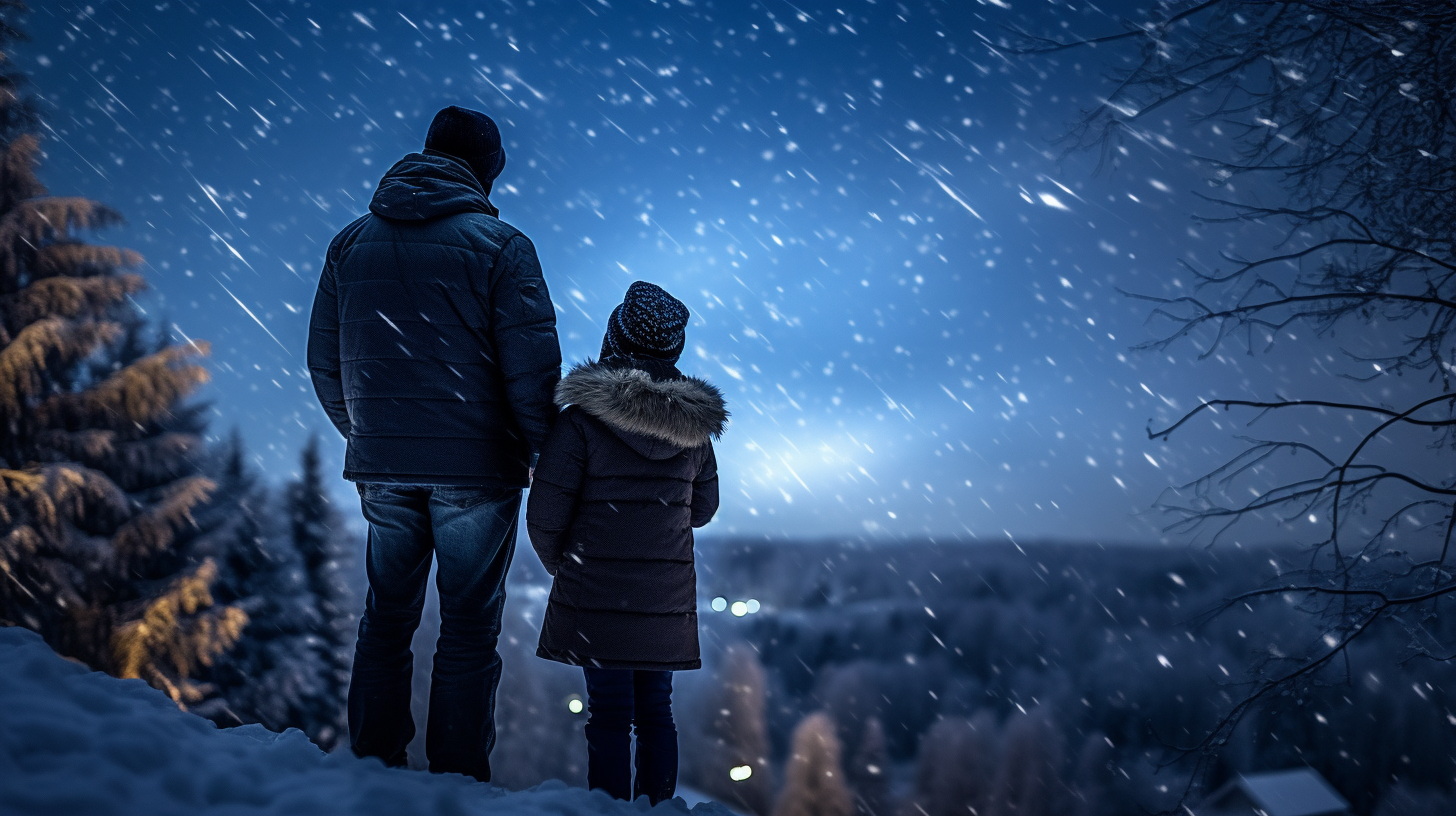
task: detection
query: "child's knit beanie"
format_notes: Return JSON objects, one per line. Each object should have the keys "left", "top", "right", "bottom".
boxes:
{"left": 601, "top": 281, "right": 690, "bottom": 363}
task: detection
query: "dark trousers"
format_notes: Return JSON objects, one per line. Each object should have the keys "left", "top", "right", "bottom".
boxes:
{"left": 348, "top": 483, "right": 521, "bottom": 782}
{"left": 583, "top": 668, "right": 677, "bottom": 804}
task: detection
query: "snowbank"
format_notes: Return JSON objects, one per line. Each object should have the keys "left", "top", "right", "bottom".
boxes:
{"left": 0, "top": 627, "right": 732, "bottom": 816}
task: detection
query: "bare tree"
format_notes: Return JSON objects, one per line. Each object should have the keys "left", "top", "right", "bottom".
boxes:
{"left": 846, "top": 717, "right": 891, "bottom": 816}
{"left": 986, "top": 711, "right": 1066, "bottom": 816}
{"left": 1019, "top": 0, "right": 1456, "bottom": 802}
{"left": 1067, "top": 731, "right": 1114, "bottom": 816}
{"left": 898, "top": 713, "right": 999, "bottom": 816}
{"left": 681, "top": 643, "right": 774, "bottom": 814}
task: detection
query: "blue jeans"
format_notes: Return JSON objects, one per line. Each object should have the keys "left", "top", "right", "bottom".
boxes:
{"left": 583, "top": 668, "right": 677, "bottom": 804}
{"left": 348, "top": 484, "right": 520, "bottom": 782}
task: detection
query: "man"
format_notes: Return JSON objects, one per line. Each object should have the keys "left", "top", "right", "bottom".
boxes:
{"left": 307, "top": 106, "right": 560, "bottom": 782}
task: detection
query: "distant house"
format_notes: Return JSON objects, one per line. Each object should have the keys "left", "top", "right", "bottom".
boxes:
{"left": 1200, "top": 768, "right": 1352, "bottom": 816}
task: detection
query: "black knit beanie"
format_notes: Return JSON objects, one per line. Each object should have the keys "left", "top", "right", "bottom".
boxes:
{"left": 424, "top": 106, "right": 507, "bottom": 187}
{"left": 601, "top": 281, "right": 690, "bottom": 364}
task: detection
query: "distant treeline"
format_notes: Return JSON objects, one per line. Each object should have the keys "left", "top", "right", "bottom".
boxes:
{"left": 692, "top": 538, "right": 1456, "bottom": 815}
{"left": 488, "top": 539, "right": 1456, "bottom": 816}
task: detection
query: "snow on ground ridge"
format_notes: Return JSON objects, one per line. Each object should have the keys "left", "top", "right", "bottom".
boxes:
{"left": 0, "top": 627, "right": 730, "bottom": 816}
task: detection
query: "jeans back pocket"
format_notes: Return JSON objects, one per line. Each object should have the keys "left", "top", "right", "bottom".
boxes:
{"left": 432, "top": 485, "right": 513, "bottom": 510}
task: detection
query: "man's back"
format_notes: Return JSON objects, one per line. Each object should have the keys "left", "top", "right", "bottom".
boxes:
{"left": 307, "top": 105, "right": 561, "bottom": 782}
{"left": 307, "top": 150, "right": 559, "bottom": 487}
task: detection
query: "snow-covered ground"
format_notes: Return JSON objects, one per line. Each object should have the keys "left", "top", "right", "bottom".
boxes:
{"left": 0, "top": 627, "right": 731, "bottom": 816}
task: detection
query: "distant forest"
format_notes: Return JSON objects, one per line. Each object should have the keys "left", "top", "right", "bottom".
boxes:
{"left": 488, "top": 539, "right": 1456, "bottom": 816}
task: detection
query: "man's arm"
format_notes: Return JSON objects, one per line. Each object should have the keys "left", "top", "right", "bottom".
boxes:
{"left": 490, "top": 233, "right": 562, "bottom": 455}
{"left": 525, "top": 412, "right": 586, "bottom": 576}
{"left": 307, "top": 243, "right": 351, "bottom": 439}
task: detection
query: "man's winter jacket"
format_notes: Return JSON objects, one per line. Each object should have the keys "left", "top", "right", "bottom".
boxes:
{"left": 528, "top": 356, "right": 726, "bottom": 671}
{"left": 307, "top": 150, "right": 561, "bottom": 487}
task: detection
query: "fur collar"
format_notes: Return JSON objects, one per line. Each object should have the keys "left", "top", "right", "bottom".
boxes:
{"left": 556, "top": 360, "right": 728, "bottom": 448}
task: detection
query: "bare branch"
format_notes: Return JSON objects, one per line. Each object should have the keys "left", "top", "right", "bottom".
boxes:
{"left": 1149, "top": 394, "right": 1456, "bottom": 441}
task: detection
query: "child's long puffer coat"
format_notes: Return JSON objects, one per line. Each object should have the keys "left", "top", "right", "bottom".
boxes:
{"left": 527, "top": 355, "right": 726, "bottom": 671}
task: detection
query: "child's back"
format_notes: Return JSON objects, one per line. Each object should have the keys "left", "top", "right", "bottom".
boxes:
{"left": 527, "top": 354, "right": 725, "bottom": 670}
{"left": 525, "top": 281, "right": 726, "bottom": 805}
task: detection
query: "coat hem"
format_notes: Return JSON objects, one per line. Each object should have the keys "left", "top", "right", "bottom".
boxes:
{"left": 535, "top": 645, "right": 700, "bottom": 672}
{"left": 343, "top": 470, "right": 528, "bottom": 489}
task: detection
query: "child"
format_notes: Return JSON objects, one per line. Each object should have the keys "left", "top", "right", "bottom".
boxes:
{"left": 527, "top": 281, "right": 727, "bottom": 804}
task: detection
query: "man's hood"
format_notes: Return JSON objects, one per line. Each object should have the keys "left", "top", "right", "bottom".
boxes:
{"left": 368, "top": 151, "right": 499, "bottom": 222}
{"left": 556, "top": 359, "right": 728, "bottom": 459}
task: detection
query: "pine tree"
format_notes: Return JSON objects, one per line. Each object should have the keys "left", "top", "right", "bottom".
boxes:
{"left": 189, "top": 431, "right": 345, "bottom": 749}
{"left": 0, "top": 3, "right": 243, "bottom": 706}
{"left": 774, "top": 712, "right": 855, "bottom": 816}
{"left": 684, "top": 643, "right": 774, "bottom": 814}
{"left": 286, "top": 432, "right": 352, "bottom": 742}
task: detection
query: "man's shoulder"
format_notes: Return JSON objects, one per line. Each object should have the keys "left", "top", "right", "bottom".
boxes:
{"left": 448, "top": 211, "right": 526, "bottom": 239}
{"left": 430, "top": 213, "right": 537, "bottom": 262}
{"left": 329, "top": 213, "right": 373, "bottom": 252}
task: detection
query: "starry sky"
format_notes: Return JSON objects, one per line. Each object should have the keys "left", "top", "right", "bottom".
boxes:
{"left": 22, "top": 0, "right": 1423, "bottom": 542}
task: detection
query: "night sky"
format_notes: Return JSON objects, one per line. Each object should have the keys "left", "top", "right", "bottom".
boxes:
{"left": 23, "top": 0, "right": 1425, "bottom": 542}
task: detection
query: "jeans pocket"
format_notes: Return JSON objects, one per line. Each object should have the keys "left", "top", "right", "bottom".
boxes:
{"left": 433, "top": 486, "right": 513, "bottom": 510}
{"left": 359, "top": 483, "right": 436, "bottom": 508}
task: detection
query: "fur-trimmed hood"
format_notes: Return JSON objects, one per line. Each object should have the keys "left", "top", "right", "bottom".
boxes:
{"left": 555, "top": 359, "right": 728, "bottom": 455}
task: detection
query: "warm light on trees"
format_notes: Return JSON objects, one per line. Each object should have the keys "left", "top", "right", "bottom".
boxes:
{"left": 773, "top": 712, "right": 854, "bottom": 816}
{"left": 0, "top": 1, "right": 242, "bottom": 708}
{"left": 683, "top": 642, "right": 774, "bottom": 814}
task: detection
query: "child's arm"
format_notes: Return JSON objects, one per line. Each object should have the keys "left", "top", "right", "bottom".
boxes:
{"left": 526, "top": 411, "right": 587, "bottom": 576}
{"left": 689, "top": 443, "right": 720, "bottom": 528}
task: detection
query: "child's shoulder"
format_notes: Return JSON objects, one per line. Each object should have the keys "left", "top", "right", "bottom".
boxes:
{"left": 557, "top": 402, "right": 591, "bottom": 428}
